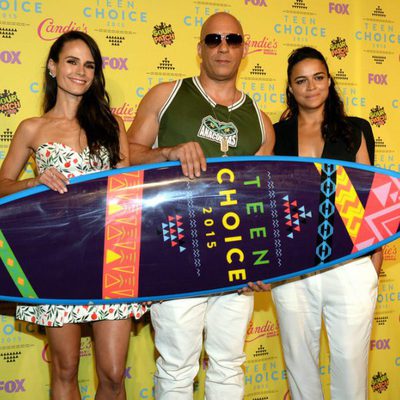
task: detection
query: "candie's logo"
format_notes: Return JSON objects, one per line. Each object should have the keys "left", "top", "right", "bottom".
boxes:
{"left": 371, "top": 371, "right": 389, "bottom": 393}
{"left": 383, "top": 244, "right": 397, "bottom": 261}
{"left": 245, "top": 319, "right": 279, "bottom": 342}
{"left": 111, "top": 103, "right": 136, "bottom": 123}
{"left": 0, "top": 90, "right": 21, "bottom": 117}
{"left": 152, "top": 22, "right": 175, "bottom": 47}
{"left": 369, "top": 105, "right": 387, "bottom": 127}
{"left": 330, "top": 37, "right": 349, "bottom": 59}
{"left": 244, "top": 34, "right": 277, "bottom": 55}
{"left": 37, "top": 18, "right": 88, "bottom": 41}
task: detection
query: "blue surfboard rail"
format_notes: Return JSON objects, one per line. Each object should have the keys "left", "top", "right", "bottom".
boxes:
{"left": 0, "top": 242, "right": 397, "bottom": 306}
{"left": 1, "top": 155, "right": 399, "bottom": 205}
{"left": 0, "top": 156, "right": 399, "bottom": 304}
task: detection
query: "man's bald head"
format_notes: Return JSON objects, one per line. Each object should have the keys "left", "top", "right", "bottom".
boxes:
{"left": 200, "top": 12, "right": 244, "bottom": 41}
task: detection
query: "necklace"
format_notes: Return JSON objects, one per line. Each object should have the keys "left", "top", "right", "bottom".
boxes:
{"left": 209, "top": 90, "right": 238, "bottom": 157}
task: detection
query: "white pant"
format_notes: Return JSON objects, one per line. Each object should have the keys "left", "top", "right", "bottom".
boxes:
{"left": 150, "top": 292, "right": 254, "bottom": 400}
{"left": 272, "top": 257, "right": 378, "bottom": 400}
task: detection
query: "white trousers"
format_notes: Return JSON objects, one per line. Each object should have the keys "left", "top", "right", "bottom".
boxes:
{"left": 272, "top": 257, "right": 378, "bottom": 400}
{"left": 150, "top": 292, "right": 254, "bottom": 400}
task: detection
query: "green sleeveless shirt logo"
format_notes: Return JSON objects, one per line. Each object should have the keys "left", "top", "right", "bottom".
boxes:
{"left": 198, "top": 116, "right": 238, "bottom": 148}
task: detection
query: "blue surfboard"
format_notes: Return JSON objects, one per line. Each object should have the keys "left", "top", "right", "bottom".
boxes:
{"left": 0, "top": 156, "right": 399, "bottom": 304}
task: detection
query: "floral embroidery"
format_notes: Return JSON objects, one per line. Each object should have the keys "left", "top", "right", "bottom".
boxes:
{"left": 16, "top": 142, "right": 147, "bottom": 327}
{"left": 35, "top": 142, "right": 111, "bottom": 177}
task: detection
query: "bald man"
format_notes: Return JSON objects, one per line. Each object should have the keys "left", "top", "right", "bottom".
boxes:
{"left": 127, "top": 12, "right": 275, "bottom": 399}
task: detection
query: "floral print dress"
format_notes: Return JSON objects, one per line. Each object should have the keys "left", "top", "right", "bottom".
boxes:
{"left": 16, "top": 142, "right": 147, "bottom": 326}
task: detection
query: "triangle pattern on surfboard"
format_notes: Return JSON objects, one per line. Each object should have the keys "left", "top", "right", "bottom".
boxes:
{"left": 282, "top": 194, "right": 313, "bottom": 238}
{"left": 160, "top": 215, "right": 186, "bottom": 252}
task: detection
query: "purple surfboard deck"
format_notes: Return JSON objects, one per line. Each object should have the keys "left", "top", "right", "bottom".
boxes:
{"left": 0, "top": 156, "right": 399, "bottom": 304}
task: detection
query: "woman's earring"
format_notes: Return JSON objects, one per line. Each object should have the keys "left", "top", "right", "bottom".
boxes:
{"left": 49, "top": 70, "right": 55, "bottom": 78}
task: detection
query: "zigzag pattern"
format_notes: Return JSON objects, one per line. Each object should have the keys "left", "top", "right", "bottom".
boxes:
{"left": 186, "top": 181, "right": 201, "bottom": 276}
{"left": 103, "top": 172, "right": 143, "bottom": 299}
{"left": 267, "top": 171, "right": 282, "bottom": 266}
{"left": 334, "top": 166, "right": 365, "bottom": 242}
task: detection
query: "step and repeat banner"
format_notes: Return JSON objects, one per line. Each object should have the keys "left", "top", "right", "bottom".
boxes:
{"left": 0, "top": 0, "right": 399, "bottom": 399}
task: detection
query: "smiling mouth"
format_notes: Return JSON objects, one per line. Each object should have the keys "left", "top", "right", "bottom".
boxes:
{"left": 70, "top": 78, "right": 87, "bottom": 84}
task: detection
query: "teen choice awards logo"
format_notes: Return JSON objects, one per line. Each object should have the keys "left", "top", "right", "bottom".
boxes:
{"left": 370, "top": 371, "right": 389, "bottom": 393}
{"left": 330, "top": 37, "right": 349, "bottom": 59}
{"left": 369, "top": 105, "right": 387, "bottom": 127}
{"left": 0, "top": 89, "right": 21, "bottom": 117}
{"left": 152, "top": 22, "right": 175, "bottom": 47}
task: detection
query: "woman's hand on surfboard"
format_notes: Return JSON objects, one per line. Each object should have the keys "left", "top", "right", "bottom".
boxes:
{"left": 36, "top": 167, "right": 69, "bottom": 194}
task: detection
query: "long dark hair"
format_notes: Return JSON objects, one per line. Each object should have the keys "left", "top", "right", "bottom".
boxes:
{"left": 43, "top": 31, "right": 121, "bottom": 167}
{"left": 282, "top": 46, "right": 354, "bottom": 150}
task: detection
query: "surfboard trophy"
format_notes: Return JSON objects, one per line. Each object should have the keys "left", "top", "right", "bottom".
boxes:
{"left": 0, "top": 156, "right": 399, "bottom": 304}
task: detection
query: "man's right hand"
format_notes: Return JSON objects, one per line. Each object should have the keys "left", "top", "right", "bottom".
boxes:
{"left": 164, "top": 141, "right": 207, "bottom": 179}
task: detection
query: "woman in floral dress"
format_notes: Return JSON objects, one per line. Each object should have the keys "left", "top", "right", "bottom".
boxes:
{"left": 0, "top": 31, "right": 146, "bottom": 400}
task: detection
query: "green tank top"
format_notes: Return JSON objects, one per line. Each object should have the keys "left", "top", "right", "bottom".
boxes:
{"left": 158, "top": 77, "right": 264, "bottom": 157}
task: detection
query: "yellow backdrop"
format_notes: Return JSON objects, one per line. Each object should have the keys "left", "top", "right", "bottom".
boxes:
{"left": 0, "top": 0, "right": 399, "bottom": 399}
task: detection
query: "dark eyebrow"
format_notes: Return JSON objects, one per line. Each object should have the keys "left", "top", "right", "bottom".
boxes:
{"left": 294, "top": 71, "right": 326, "bottom": 79}
{"left": 65, "top": 56, "right": 95, "bottom": 65}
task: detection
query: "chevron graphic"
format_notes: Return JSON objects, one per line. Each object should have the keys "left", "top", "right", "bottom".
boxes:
{"left": 352, "top": 173, "right": 400, "bottom": 252}
{"left": 315, "top": 164, "right": 400, "bottom": 249}
{"left": 106, "top": 225, "right": 125, "bottom": 241}
{"left": 334, "top": 166, "right": 365, "bottom": 242}
{"left": 103, "top": 172, "right": 144, "bottom": 299}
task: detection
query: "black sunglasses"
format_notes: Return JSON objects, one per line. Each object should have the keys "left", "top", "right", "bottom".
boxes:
{"left": 203, "top": 33, "right": 243, "bottom": 48}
